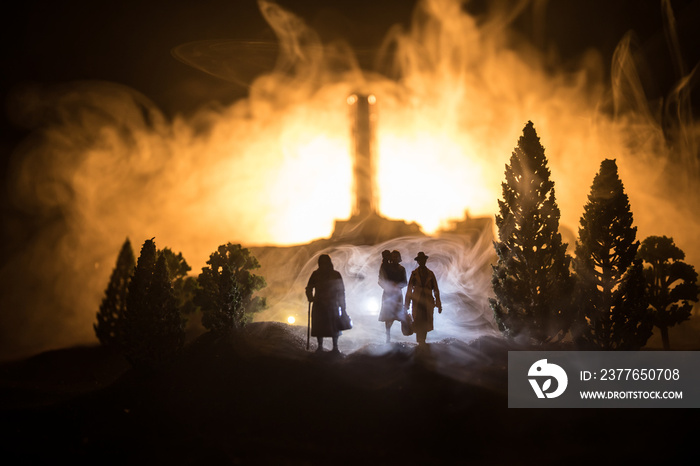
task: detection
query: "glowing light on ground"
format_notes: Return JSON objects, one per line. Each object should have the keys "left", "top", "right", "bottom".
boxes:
{"left": 287, "top": 316, "right": 296, "bottom": 325}
{"left": 365, "top": 298, "right": 380, "bottom": 315}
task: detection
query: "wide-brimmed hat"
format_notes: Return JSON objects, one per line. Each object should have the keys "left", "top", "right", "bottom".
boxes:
{"left": 391, "top": 250, "right": 402, "bottom": 262}
{"left": 414, "top": 251, "right": 429, "bottom": 262}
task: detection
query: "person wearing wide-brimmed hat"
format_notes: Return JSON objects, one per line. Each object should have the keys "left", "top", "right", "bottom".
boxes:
{"left": 404, "top": 251, "right": 441, "bottom": 345}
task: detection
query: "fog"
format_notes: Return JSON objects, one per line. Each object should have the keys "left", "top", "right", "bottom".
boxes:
{"left": 1, "top": 0, "right": 698, "bottom": 361}
{"left": 252, "top": 228, "right": 500, "bottom": 352}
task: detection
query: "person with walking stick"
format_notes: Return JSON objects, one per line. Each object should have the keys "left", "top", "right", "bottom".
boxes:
{"left": 404, "top": 251, "right": 441, "bottom": 346}
{"left": 305, "top": 254, "right": 347, "bottom": 353}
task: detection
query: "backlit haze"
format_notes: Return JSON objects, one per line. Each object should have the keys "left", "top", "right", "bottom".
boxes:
{"left": 1, "top": 0, "right": 698, "bottom": 360}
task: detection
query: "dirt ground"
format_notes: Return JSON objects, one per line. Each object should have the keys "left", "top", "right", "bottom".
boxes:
{"left": 0, "top": 322, "right": 694, "bottom": 465}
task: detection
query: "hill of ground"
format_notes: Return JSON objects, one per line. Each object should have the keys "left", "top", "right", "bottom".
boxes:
{"left": 0, "top": 322, "right": 694, "bottom": 465}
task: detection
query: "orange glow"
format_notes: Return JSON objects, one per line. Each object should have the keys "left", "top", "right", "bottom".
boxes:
{"left": 6, "top": 0, "right": 698, "bottom": 355}
{"left": 10, "top": 0, "right": 696, "bottom": 260}
{"left": 376, "top": 127, "right": 494, "bottom": 233}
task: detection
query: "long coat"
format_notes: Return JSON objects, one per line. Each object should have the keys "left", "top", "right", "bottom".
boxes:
{"left": 306, "top": 268, "right": 346, "bottom": 337}
{"left": 404, "top": 266, "right": 441, "bottom": 334}
{"left": 378, "top": 262, "right": 407, "bottom": 322}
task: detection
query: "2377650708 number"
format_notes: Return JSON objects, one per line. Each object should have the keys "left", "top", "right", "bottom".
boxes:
{"left": 599, "top": 368, "right": 680, "bottom": 381}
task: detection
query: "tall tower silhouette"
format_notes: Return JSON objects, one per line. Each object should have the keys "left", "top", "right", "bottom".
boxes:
{"left": 331, "top": 93, "right": 423, "bottom": 244}
{"left": 348, "top": 93, "right": 377, "bottom": 217}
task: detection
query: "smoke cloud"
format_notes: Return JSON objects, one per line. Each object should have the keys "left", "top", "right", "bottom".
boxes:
{"left": 253, "top": 228, "right": 499, "bottom": 353}
{"left": 1, "top": 0, "right": 698, "bottom": 360}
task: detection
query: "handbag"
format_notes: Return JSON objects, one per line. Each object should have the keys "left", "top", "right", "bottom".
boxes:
{"left": 401, "top": 311, "right": 414, "bottom": 336}
{"left": 337, "top": 308, "right": 353, "bottom": 331}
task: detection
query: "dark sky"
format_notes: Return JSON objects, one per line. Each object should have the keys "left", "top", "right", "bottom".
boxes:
{"left": 2, "top": 0, "right": 698, "bottom": 120}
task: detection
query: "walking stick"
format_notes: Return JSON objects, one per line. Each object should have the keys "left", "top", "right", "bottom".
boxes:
{"left": 306, "top": 300, "right": 311, "bottom": 350}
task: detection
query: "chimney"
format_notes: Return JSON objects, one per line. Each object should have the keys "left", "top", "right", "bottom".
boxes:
{"left": 348, "top": 93, "right": 377, "bottom": 217}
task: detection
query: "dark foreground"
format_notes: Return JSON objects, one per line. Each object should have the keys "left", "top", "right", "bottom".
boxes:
{"left": 0, "top": 323, "right": 694, "bottom": 465}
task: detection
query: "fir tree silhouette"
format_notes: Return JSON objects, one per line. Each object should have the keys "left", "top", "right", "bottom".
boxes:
{"left": 94, "top": 238, "right": 135, "bottom": 349}
{"left": 158, "top": 247, "right": 200, "bottom": 319}
{"left": 638, "top": 236, "right": 699, "bottom": 350}
{"left": 490, "top": 121, "right": 574, "bottom": 343}
{"left": 194, "top": 243, "right": 266, "bottom": 335}
{"left": 573, "top": 159, "right": 652, "bottom": 350}
{"left": 150, "top": 254, "right": 186, "bottom": 358}
{"left": 123, "top": 238, "right": 185, "bottom": 368}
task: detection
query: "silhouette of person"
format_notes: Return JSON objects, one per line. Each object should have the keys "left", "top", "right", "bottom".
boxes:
{"left": 306, "top": 254, "right": 346, "bottom": 353}
{"left": 378, "top": 250, "right": 391, "bottom": 284}
{"left": 378, "top": 249, "right": 408, "bottom": 343}
{"left": 404, "top": 251, "right": 441, "bottom": 345}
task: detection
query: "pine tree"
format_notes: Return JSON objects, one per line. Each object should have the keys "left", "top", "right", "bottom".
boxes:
{"left": 94, "top": 238, "right": 135, "bottom": 348}
{"left": 489, "top": 121, "right": 574, "bottom": 343}
{"left": 124, "top": 238, "right": 185, "bottom": 368}
{"left": 148, "top": 254, "right": 186, "bottom": 361}
{"left": 638, "top": 236, "right": 699, "bottom": 350}
{"left": 199, "top": 263, "right": 243, "bottom": 334}
{"left": 573, "top": 159, "right": 652, "bottom": 350}
{"left": 195, "top": 243, "right": 266, "bottom": 334}
{"left": 158, "top": 248, "right": 200, "bottom": 317}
